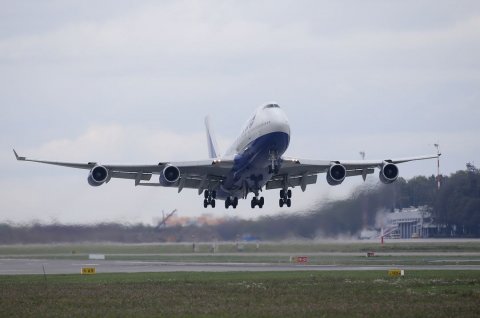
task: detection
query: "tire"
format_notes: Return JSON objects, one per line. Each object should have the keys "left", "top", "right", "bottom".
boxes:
{"left": 203, "top": 199, "right": 208, "bottom": 208}
{"left": 259, "top": 197, "right": 264, "bottom": 205}
{"left": 279, "top": 199, "right": 284, "bottom": 207}
{"left": 211, "top": 200, "right": 216, "bottom": 208}
{"left": 286, "top": 199, "right": 291, "bottom": 207}
{"left": 204, "top": 190, "right": 209, "bottom": 199}
{"left": 287, "top": 189, "right": 292, "bottom": 198}
{"left": 280, "top": 189, "right": 285, "bottom": 198}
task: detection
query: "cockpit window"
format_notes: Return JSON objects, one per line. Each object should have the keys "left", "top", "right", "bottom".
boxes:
{"left": 264, "top": 104, "right": 280, "bottom": 109}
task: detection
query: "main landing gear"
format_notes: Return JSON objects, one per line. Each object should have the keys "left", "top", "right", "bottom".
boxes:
{"left": 251, "top": 196, "right": 264, "bottom": 209}
{"left": 279, "top": 189, "right": 292, "bottom": 207}
{"left": 225, "top": 196, "right": 238, "bottom": 209}
{"left": 203, "top": 190, "right": 216, "bottom": 208}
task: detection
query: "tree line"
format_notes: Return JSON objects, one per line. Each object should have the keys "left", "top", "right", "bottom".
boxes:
{"left": 0, "top": 166, "right": 478, "bottom": 243}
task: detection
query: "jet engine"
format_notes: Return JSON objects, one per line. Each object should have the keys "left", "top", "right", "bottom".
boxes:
{"left": 379, "top": 162, "right": 399, "bottom": 184}
{"left": 326, "top": 163, "right": 346, "bottom": 186}
{"left": 88, "top": 165, "right": 109, "bottom": 186}
{"left": 160, "top": 165, "right": 181, "bottom": 186}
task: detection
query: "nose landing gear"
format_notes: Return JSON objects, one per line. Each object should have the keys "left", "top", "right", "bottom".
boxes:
{"left": 203, "top": 190, "right": 216, "bottom": 208}
{"left": 279, "top": 189, "right": 292, "bottom": 207}
{"left": 268, "top": 150, "right": 280, "bottom": 174}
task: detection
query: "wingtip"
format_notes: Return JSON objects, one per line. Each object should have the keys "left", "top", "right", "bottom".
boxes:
{"left": 13, "top": 149, "right": 25, "bottom": 161}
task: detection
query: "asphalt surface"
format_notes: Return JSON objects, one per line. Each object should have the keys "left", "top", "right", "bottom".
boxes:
{"left": 1, "top": 258, "right": 480, "bottom": 275}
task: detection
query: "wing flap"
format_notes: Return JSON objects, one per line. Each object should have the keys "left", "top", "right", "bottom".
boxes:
{"left": 136, "top": 175, "right": 223, "bottom": 193}
{"left": 346, "top": 168, "right": 375, "bottom": 177}
{"left": 266, "top": 174, "right": 317, "bottom": 190}
{"left": 110, "top": 171, "right": 152, "bottom": 181}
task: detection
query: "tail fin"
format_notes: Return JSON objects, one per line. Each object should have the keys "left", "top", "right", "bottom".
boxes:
{"left": 205, "top": 116, "right": 220, "bottom": 158}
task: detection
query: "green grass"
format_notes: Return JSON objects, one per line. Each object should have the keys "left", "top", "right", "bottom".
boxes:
{"left": 1, "top": 271, "right": 479, "bottom": 317}
{"left": 1, "top": 241, "right": 480, "bottom": 256}
{"left": 2, "top": 241, "right": 480, "bottom": 268}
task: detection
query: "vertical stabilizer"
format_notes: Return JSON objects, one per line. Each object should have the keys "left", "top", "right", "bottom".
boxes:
{"left": 205, "top": 116, "right": 220, "bottom": 158}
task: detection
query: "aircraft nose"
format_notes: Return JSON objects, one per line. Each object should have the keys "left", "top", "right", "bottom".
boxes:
{"left": 271, "top": 110, "right": 290, "bottom": 135}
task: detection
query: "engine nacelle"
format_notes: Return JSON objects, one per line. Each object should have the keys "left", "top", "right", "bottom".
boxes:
{"left": 379, "top": 163, "right": 399, "bottom": 184}
{"left": 326, "top": 164, "right": 346, "bottom": 186}
{"left": 88, "top": 165, "right": 109, "bottom": 186}
{"left": 159, "top": 165, "right": 180, "bottom": 186}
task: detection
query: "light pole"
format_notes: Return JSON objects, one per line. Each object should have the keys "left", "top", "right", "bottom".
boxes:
{"left": 434, "top": 143, "right": 441, "bottom": 190}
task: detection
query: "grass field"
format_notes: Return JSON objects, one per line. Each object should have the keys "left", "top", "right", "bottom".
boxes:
{"left": 1, "top": 271, "right": 479, "bottom": 317}
{"left": 2, "top": 240, "right": 480, "bottom": 256}
{"left": 2, "top": 241, "right": 480, "bottom": 266}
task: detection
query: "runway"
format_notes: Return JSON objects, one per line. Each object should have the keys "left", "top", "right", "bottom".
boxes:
{"left": 1, "top": 258, "right": 480, "bottom": 275}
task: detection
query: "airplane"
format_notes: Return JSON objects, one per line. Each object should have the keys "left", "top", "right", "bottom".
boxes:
{"left": 13, "top": 103, "right": 440, "bottom": 209}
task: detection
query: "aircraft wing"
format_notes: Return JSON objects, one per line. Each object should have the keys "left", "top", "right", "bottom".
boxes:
{"left": 267, "top": 154, "right": 440, "bottom": 191}
{"left": 13, "top": 149, "right": 233, "bottom": 193}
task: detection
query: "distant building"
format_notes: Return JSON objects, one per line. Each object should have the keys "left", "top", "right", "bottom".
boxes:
{"left": 384, "top": 206, "right": 440, "bottom": 239}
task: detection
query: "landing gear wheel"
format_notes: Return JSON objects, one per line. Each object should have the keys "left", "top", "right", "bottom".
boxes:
{"left": 251, "top": 197, "right": 264, "bottom": 208}
{"left": 203, "top": 190, "right": 217, "bottom": 208}
{"left": 233, "top": 197, "right": 238, "bottom": 208}
{"left": 279, "top": 188, "right": 292, "bottom": 207}
{"left": 225, "top": 197, "right": 238, "bottom": 209}
{"left": 259, "top": 197, "right": 264, "bottom": 208}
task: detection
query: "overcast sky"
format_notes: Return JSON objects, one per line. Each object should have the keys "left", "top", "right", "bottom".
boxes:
{"left": 1, "top": 0, "right": 479, "bottom": 224}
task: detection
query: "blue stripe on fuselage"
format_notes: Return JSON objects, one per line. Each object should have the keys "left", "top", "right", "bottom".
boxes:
{"left": 217, "top": 131, "right": 289, "bottom": 199}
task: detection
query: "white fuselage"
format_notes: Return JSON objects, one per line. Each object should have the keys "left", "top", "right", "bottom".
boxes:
{"left": 217, "top": 104, "right": 291, "bottom": 199}
{"left": 226, "top": 104, "right": 291, "bottom": 155}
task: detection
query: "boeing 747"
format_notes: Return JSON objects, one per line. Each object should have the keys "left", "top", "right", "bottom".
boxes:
{"left": 14, "top": 103, "right": 440, "bottom": 209}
